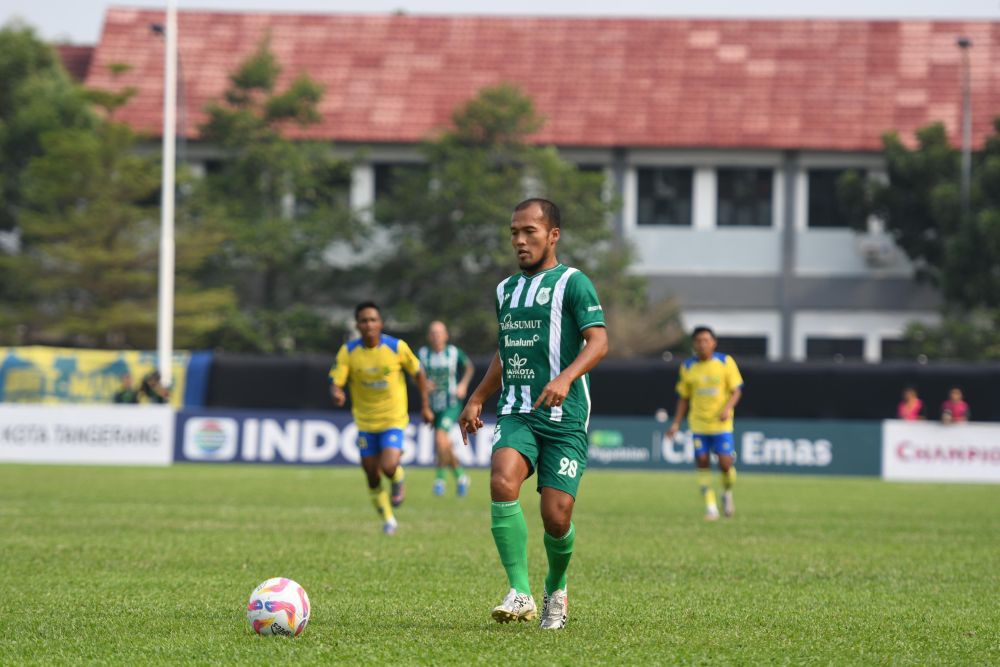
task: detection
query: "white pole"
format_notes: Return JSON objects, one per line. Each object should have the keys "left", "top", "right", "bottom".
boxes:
{"left": 157, "top": 0, "right": 177, "bottom": 389}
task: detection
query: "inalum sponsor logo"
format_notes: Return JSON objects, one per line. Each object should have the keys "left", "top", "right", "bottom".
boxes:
{"left": 504, "top": 334, "right": 540, "bottom": 348}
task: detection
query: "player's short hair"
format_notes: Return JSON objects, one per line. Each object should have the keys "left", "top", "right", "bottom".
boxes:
{"left": 692, "top": 326, "right": 716, "bottom": 340}
{"left": 514, "top": 198, "right": 561, "bottom": 229}
{"left": 354, "top": 301, "right": 381, "bottom": 320}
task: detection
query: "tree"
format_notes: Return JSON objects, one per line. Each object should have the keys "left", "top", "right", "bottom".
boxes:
{"left": 6, "top": 65, "right": 234, "bottom": 348}
{"left": 372, "top": 84, "right": 666, "bottom": 356}
{"left": 0, "top": 22, "right": 98, "bottom": 338}
{"left": 841, "top": 120, "right": 1000, "bottom": 360}
{"left": 193, "top": 38, "right": 361, "bottom": 353}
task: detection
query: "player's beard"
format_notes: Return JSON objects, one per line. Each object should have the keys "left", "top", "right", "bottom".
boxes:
{"left": 518, "top": 248, "right": 555, "bottom": 274}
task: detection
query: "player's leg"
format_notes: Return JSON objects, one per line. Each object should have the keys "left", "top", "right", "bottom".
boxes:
{"left": 433, "top": 426, "right": 449, "bottom": 496}
{"left": 535, "top": 424, "right": 586, "bottom": 630}
{"left": 359, "top": 432, "right": 395, "bottom": 534}
{"left": 716, "top": 433, "right": 737, "bottom": 517}
{"left": 489, "top": 418, "right": 538, "bottom": 623}
{"left": 377, "top": 429, "right": 406, "bottom": 507}
{"left": 693, "top": 435, "right": 719, "bottom": 520}
{"left": 439, "top": 406, "right": 469, "bottom": 495}
{"left": 371, "top": 429, "right": 405, "bottom": 507}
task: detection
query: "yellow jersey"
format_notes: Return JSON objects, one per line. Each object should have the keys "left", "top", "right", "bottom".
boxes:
{"left": 329, "top": 334, "right": 421, "bottom": 432}
{"left": 675, "top": 353, "right": 744, "bottom": 434}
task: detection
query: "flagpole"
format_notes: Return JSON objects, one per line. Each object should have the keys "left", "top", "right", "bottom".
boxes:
{"left": 157, "top": 0, "right": 177, "bottom": 388}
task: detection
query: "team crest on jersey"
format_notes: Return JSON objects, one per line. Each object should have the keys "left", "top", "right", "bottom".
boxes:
{"left": 535, "top": 287, "right": 551, "bottom": 305}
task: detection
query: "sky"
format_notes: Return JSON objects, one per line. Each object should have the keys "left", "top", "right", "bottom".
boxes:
{"left": 4, "top": 0, "right": 999, "bottom": 44}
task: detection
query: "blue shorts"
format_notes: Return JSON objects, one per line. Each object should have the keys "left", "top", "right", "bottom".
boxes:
{"left": 692, "top": 432, "right": 735, "bottom": 458}
{"left": 357, "top": 429, "right": 404, "bottom": 458}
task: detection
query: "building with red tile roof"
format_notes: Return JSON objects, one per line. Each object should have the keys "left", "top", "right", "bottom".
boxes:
{"left": 71, "top": 8, "right": 999, "bottom": 361}
{"left": 83, "top": 8, "right": 999, "bottom": 151}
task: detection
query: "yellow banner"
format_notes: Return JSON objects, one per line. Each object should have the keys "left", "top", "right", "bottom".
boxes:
{"left": 0, "top": 347, "right": 188, "bottom": 408}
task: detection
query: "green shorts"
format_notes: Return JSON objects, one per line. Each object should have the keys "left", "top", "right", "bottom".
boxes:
{"left": 492, "top": 413, "right": 588, "bottom": 498}
{"left": 434, "top": 404, "right": 462, "bottom": 431}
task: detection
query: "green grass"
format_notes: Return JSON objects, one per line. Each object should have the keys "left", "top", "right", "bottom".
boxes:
{"left": 0, "top": 464, "right": 997, "bottom": 665}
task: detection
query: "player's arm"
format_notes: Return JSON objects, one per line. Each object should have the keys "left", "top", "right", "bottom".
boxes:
{"left": 458, "top": 351, "right": 503, "bottom": 445}
{"left": 718, "top": 356, "right": 744, "bottom": 422}
{"left": 718, "top": 387, "right": 742, "bottom": 422}
{"left": 457, "top": 352, "right": 475, "bottom": 400}
{"left": 413, "top": 368, "right": 434, "bottom": 424}
{"left": 329, "top": 346, "right": 349, "bottom": 407}
{"left": 400, "top": 341, "right": 434, "bottom": 423}
{"left": 667, "top": 398, "right": 688, "bottom": 439}
{"left": 534, "top": 325, "right": 608, "bottom": 409}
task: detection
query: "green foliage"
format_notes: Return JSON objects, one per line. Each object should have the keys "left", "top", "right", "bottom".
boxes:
{"left": 0, "top": 21, "right": 96, "bottom": 231}
{"left": 374, "top": 84, "right": 652, "bottom": 355}
{"left": 903, "top": 310, "right": 1000, "bottom": 361}
{"left": 2, "top": 464, "right": 998, "bottom": 663}
{"left": 842, "top": 119, "right": 1000, "bottom": 360}
{"left": 9, "top": 112, "right": 233, "bottom": 348}
{"left": 195, "top": 38, "right": 360, "bottom": 353}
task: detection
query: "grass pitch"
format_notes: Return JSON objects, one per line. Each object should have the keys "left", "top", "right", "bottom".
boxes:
{"left": 1, "top": 463, "right": 997, "bottom": 665}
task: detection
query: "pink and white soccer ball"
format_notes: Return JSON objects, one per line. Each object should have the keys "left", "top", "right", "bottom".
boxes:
{"left": 246, "top": 577, "right": 311, "bottom": 637}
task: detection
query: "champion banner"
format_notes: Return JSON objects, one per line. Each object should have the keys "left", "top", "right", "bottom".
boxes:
{"left": 0, "top": 346, "right": 189, "bottom": 408}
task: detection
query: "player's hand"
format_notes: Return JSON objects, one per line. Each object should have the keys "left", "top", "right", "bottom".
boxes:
{"left": 533, "top": 375, "right": 572, "bottom": 410}
{"left": 666, "top": 422, "right": 680, "bottom": 439}
{"left": 422, "top": 406, "right": 434, "bottom": 424}
{"left": 458, "top": 401, "right": 484, "bottom": 446}
{"left": 456, "top": 383, "right": 468, "bottom": 400}
{"left": 331, "top": 386, "right": 346, "bottom": 407}
{"left": 718, "top": 408, "right": 731, "bottom": 422}
{"left": 425, "top": 380, "right": 437, "bottom": 392}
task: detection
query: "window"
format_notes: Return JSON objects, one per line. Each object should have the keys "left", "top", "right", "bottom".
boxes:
{"left": 374, "top": 163, "right": 426, "bottom": 202}
{"left": 715, "top": 336, "right": 768, "bottom": 359}
{"left": 806, "top": 337, "right": 864, "bottom": 361}
{"left": 717, "top": 168, "right": 773, "bottom": 227}
{"left": 637, "top": 168, "right": 693, "bottom": 226}
{"left": 880, "top": 338, "right": 913, "bottom": 361}
{"left": 808, "top": 168, "right": 862, "bottom": 228}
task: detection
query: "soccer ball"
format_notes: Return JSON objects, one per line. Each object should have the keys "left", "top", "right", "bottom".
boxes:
{"left": 246, "top": 577, "right": 311, "bottom": 637}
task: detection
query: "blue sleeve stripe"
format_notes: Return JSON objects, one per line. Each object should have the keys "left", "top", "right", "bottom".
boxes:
{"left": 381, "top": 334, "right": 400, "bottom": 353}
{"left": 346, "top": 338, "right": 363, "bottom": 352}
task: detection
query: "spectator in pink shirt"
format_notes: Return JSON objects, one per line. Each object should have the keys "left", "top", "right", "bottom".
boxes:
{"left": 897, "top": 387, "right": 924, "bottom": 421}
{"left": 940, "top": 387, "right": 970, "bottom": 424}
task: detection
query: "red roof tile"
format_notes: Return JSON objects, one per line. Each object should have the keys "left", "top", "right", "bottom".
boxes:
{"left": 56, "top": 44, "right": 94, "bottom": 82}
{"left": 84, "top": 9, "right": 1000, "bottom": 151}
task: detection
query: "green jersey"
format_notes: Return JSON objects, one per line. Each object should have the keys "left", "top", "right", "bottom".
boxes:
{"left": 495, "top": 263, "right": 605, "bottom": 424}
{"left": 417, "top": 344, "right": 470, "bottom": 413}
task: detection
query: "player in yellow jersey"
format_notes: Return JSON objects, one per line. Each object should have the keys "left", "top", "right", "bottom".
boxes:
{"left": 667, "top": 326, "right": 744, "bottom": 520}
{"left": 329, "top": 302, "right": 433, "bottom": 535}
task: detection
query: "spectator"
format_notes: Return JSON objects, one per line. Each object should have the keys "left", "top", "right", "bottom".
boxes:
{"left": 897, "top": 386, "right": 924, "bottom": 421}
{"left": 940, "top": 387, "right": 970, "bottom": 424}
{"left": 112, "top": 373, "right": 139, "bottom": 404}
{"left": 140, "top": 371, "right": 170, "bottom": 404}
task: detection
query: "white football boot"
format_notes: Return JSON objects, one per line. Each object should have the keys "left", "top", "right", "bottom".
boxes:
{"left": 722, "top": 490, "right": 735, "bottom": 518}
{"left": 539, "top": 589, "right": 568, "bottom": 630}
{"left": 491, "top": 588, "right": 537, "bottom": 623}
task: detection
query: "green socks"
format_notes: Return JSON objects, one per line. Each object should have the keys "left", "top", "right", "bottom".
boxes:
{"left": 452, "top": 465, "right": 465, "bottom": 479}
{"left": 491, "top": 500, "right": 531, "bottom": 595}
{"left": 435, "top": 467, "right": 447, "bottom": 481}
{"left": 544, "top": 523, "right": 575, "bottom": 594}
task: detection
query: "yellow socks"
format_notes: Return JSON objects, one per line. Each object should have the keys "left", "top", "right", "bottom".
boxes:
{"left": 391, "top": 465, "right": 405, "bottom": 483}
{"left": 722, "top": 467, "right": 737, "bottom": 490}
{"left": 697, "top": 468, "right": 717, "bottom": 509}
{"left": 369, "top": 484, "right": 394, "bottom": 522}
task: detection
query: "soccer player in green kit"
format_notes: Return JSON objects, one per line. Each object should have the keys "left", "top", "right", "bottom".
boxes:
{"left": 459, "top": 198, "right": 608, "bottom": 630}
{"left": 418, "top": 320, "right": 475, "bottom": 497}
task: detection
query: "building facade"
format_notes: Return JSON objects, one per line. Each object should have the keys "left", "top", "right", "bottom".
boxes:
{"left": 77, "top": 10, "right": 1000, "bottom": 360}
